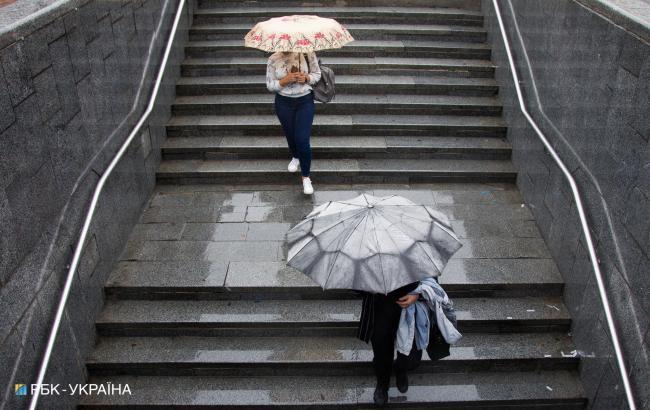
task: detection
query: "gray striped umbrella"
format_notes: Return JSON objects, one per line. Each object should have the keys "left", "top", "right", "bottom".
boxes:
{"left": 287, "top": 194, "right": 462, "bottom": 294}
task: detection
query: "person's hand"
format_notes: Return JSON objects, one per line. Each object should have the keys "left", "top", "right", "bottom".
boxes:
{"left": 396, "top": 294, "right": 419, "bottom": 308}
{"left": 279, "top": 72, "right": 302, "bottom": 87}
{"left": 296, "top": 73, "right": 309, "bottom": 84}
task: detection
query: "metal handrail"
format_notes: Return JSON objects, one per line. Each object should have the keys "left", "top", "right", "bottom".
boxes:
{"left": 28, "top": 0, "right": 186, "bottom": 408}
{"left": 491, "top": 1, "right": 636, "bottom": 409}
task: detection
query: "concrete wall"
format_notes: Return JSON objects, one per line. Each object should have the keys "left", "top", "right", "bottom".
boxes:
{"left": 482, "top": 1, "right": 648, "bottom": 408}
{"left": 0, "top": 0, "right": 189, "bottom": 407}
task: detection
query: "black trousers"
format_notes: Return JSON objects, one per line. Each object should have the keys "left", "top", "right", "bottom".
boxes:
{"left": 370, "top": 282, "right": 423, "bottom": 388}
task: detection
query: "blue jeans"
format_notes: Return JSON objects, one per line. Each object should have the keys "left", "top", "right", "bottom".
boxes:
{"left": 274, "top": 92, "right": 315, "bottom": 177}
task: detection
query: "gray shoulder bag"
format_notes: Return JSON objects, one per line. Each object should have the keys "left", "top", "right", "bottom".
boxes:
{"left": 305, "top": 53, "right": 335, "bottom": 103}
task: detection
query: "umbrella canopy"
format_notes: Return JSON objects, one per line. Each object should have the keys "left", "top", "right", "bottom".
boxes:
{"left": 287, "top": 194, "right": 463, "bottom": 294}
{"left": 244, "top": 15, "right": 354, "bottom": 53}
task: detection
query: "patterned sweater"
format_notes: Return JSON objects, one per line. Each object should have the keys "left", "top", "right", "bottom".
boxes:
{"left": 266, "top": 51, "right": 322, "bottom": 97}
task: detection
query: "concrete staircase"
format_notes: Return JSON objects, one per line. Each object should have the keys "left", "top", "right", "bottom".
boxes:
{"left": 79, "top": 1, "right": 587, "bottom": 408}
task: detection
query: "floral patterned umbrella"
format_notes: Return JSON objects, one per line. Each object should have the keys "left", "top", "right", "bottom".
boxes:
{"left": 244, "top": 15, "right": 354, "bottom": 53}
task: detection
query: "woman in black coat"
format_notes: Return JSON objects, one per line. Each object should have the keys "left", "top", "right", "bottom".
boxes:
{"left": 358, "top": 279, "right": 451, "bottom": 406}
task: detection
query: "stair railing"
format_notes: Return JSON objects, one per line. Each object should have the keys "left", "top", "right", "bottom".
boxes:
{"left": 28, "top": 0, "right": 187, "bottom": 408}
{"left": 491, "top": 1, "right": 636, "bottom": 409}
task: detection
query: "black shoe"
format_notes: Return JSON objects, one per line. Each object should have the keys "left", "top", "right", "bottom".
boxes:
{"left": 396, "top": 371, "right": 408, "bottom": 393}
{"left": 373, "top": 382, "right": 388, "bottom": 406}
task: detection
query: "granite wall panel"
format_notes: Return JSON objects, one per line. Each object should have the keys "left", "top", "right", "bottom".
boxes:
{"left": 1, "top": 41, "right": 34, "bottom": 105}
{"left": 0, "top": 0, "right": 191, "bottom": 408}
{"left": 482, "top": 1, "right": 649, "bottom": 408}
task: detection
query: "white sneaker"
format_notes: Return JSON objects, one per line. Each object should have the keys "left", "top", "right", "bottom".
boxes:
{"left": 302, "top": 177, "right": 314, "bottom": 195}
{"left": 288, "top": 158, "right": 300, "bottom": 173}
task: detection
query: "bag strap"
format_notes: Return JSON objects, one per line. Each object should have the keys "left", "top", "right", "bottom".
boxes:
{"left": 304, "top": 53, "right": 311, "bottom": 73}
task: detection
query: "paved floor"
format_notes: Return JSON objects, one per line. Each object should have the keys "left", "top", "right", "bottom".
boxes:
{"left": 114, "top": 181, "right": 560, "bottom": 292}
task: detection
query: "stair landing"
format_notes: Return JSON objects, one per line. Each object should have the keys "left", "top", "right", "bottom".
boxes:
{"left": 80, "top": 182, "right": 586, "bottom": 408}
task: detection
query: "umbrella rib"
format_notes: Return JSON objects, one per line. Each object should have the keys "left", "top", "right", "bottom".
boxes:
{"left": 374, "top": 194, "right": 396, "bottom": 205}
{"left": 322, "top": 210, "right": 369, "bottom": 290}
{"left": 288, "top": 207, "right": 367, "bottom": 261}
{"left": 377, "top": 206, "right": 449, "bottom": 237}
{"left": 432, "top": 220, "right": 460, "bottom": 241}
{"left": 371, "top": 209, "right": 409, "bottom": 291}
{"left": 423, "top": 206, "right": 457, "bottom": 232}
{"left": 376, "top": 206, "right": 432, "bottom": 224}
{"left": 375, "top": 207, "right": 441, "bottom": 272}
{"left": 296, "top": 205, "right": 359, "bottom": 229}
{"left": 415, "top": 241, "right": 441, "bottom": 273}
{"left": 369, "top": 210, "right": 387, "bottom": 295}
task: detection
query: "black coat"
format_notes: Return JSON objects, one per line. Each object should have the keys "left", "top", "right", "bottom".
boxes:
{"left": 356, "top": 282, "right": 418, "bottom": 343}
{"left": 356, "top": 280, "right": 453, "bottom": 361}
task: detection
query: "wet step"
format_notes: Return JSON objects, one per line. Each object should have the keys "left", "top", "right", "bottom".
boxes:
{"left": 192, "top": 6, "right": 483, "bottom": 26}
{"left": 190, "top": 23, "right": 488, "bottom": 42}
{"left": 161, "top": 135, "right": 511, "bottom": 160}
{"left": 106, "top": 257, "right": 562, "bottom": 300}
{"left": 166, "top": 114, "right": 507, "bottom": 137}
{"left": 141, "top": 184, "right": 532, "bottom": 208}
{"left": 155, "top": 158, "right": 516, "bottom": 184}
{"left": 96, "top": 296, "right": 571, "bottom": 337}
{"left": 176, "top": 75, "right": 499, "bottom": 96}
{"left": 186, "top": 39, "right": 491, "bottom": 59}
{"left": 79, "top": 371, "right": 586, "bottom": 408}
{"left": 198, "top": 0, "right": 483, "bottom": 9}
{"left": 87, "top": 333, "right": 578, "bottom": 376}
{"left": 121, "top": 235, "right": 550, "bottom": 263}
{"left": 172, "top": 94, "right": 503, "bottom": 116}
{"left": 134, "top": 199, "right": 538, "bottom": 225}
{"left": 181, "top": 56, "right": 495, "bottom": 77}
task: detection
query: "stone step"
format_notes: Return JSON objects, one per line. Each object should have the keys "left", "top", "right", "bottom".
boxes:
{"left": 115, "top": 232, "right": 552, "bottom": 295}
{"left": 192, "top": 6, "right": 483, "bottom": 26}
{"left": 87, "top": 333, "right": 578, "bottom": 376}
{"left": 176, "top": 75, "right": 499, "bottom": 96}
{"left": 181, "top": 56, "right": 495, "bottom": 77}
{"left": 197, "top": 0, "right": 483, "bottom": 10}
{"left": 155, "top": 158, "right": 516, "bottom": 184}
{"left": 135, "top": 197, "right": 538, "bottom": 224}
{"left": 136, "top": 186, "right": 536, "bottom": 223}
{"left": 186, "top": 39, "right": 491, "bottom": 59}
{"left": 189, "top": 23, "right": 488, "bottom": 42}
{"left": 79, "top": 371, "right": 586, "bottom": 408}
{"left": 176, "top": 75, "right": 498, "bottom": 97}
{"left": 96, "top": 296, "right": 571, "bottom": 336}
{"left": 105, "top": 256, "right": 562, "bottom": 300}
{"left": 121, "top": 234, "right": 550, "bottom": 263}
{"left": 166, "top": 114, "right": 507, "bottom": 138}
{"left": 172, "top": 94, "right": 503, "bottom": 116}
{"left": 161, "top": 135, "right": 511, "bottom": 161}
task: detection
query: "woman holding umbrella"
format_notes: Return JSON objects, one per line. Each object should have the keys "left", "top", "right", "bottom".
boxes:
{"left": 287, "top": 194, "right": 463, "bottom": 405}
{"left": 245, "top": 15, "right": 353, "bottom": 195}
{"left": 266, "top": 50, "right": 320, "bottom": 195}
